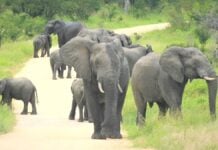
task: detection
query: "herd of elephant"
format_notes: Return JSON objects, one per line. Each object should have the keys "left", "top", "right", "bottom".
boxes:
{"left": 0, "top": 20, "right": 217, "bottom": 140}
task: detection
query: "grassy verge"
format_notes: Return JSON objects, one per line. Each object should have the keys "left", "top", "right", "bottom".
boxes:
{"left": 0, "top": 40, "right": 32, "bottom": 134}
{"left": 123, "top": 28, "right": 218, "bottom": 150}
{"left": 84, "top": 11, "right": 167, "bottom": 29}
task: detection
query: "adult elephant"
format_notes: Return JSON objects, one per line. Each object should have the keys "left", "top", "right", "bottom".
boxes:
{"left": 131, "top": 46, "right": 217, "bottom": 125}
{"left": 33, "top": 33, "right": 51, "bottom": 58}
{"left": 77, "top": 28, "right": 111, "bottom": 42}
{"left": 78, "top": 28, "right": 132, "bottom": 47}
{"left": 60, "top": 37, "right": 130, "bottom": 139}
{"left": 45, "top": 20, "right": 84, "bottom": 47}
{"left": 123, "top": 44, "right": 152, "bottom": 75}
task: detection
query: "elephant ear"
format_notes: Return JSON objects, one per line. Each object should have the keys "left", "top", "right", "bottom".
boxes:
{"left": 59, "top": 37, "right": 93, "bottom": 81}
{"left": 159, "top": 47, "right": 184, "bottom": 83}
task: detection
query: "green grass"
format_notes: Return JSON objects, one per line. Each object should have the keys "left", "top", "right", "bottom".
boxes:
{"left": 84, "top": 12, "right": 167, "bottom": 29}
{"left": 0, "top": 40, "right": 33, "bottom": 134}
{"left": 0, "top": 105, "right": 16, "bottom": 134}
{"left": 123, "top": 28, "right": 218, "bottom": 150}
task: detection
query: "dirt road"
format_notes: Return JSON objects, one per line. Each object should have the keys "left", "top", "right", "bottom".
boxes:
{"left": 0, "top": 23, "right": 169, "bottom": 150}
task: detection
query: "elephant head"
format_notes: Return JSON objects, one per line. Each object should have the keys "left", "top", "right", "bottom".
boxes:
{"left": 45, "top": 20, "right": 65, "bottom": 35}
{"left": 160, "top": 46, "right": 217, "bottom": 119}
{"left": 59, "top": 36, "right": 129, "bottom": 139}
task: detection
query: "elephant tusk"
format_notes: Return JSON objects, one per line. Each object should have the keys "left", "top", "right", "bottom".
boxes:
{"left": 117, "top": 83, "right": 123, "bottom": 93}
{"left": 98, "top": 82, "right": 105, "bottom": 93}
{"left": 204, "top": 76, "right": 216, "bottom": 81}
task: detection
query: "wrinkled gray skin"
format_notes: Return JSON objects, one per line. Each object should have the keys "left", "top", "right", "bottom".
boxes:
{"left": 33, "top": 33, "right": 51, "bottom": 58}
{"left": 45, "top": 20, "right": 84, "bottom": 47}
{"left": 78, "top": 28, "right": 132, "bottom": 47}
{"left": 131, "top": 46, "right": 217, "bottom": 125}
{"left": 50, "top": 49, "right": 72, "bottom": 80}
{"left": 123, "top": 44, "right": 153, "bottom": 75}
{"left": 0, "top": 77, "right": 38, "bottom": 115}
{"left": 69, "top": 78, "right": 89, "bottom": 122}
{"left": 60, "top": 37, "right": 130, "bottom": 139}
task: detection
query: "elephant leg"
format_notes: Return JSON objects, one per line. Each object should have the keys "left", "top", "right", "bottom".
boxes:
{"left": 84, "top": 104, "right": 88, "bottom": 121}
{"left": 157, "top": 101, "right": 168, "bottom": 118}
{"left": 69, "top": 98, "right": 77, "bottom": 120}
{"left": 66, "top": 66, "right": 72, "bottom": 78}
{"left": 33, "top": 49, "right": 39, "bottom": 58}
{"left": 30, "top": 94, "right": 37, "bottom": 115}
{"left": 83, "top": 81, "right": 105, "bottom": 139}
{"left": 46, "top": 48, "right": 50, "bottom": 57}
{"left": 159, "top": 79, "right": 184, "bottom": 118}
{"left": 40, "top": 48, "right": 44, "bottom": 57}
{"left": 21, "top": 101, "right": 28, "bottom": 115}
{"left": 78, "top": 104, "right": 84, "bottom": 122}
{"left": 133, "top": 90, "right": 147, "bottom": 126}
{"left": 53, "top": 64, "right": 60, "bottom": 80}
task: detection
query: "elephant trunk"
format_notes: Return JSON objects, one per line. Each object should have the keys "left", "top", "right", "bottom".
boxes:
{"left": 206, "top": 78, "right": 217, "bottom": 120}
{"left": 101, "top": 79, "right": 118, "bottom": 131}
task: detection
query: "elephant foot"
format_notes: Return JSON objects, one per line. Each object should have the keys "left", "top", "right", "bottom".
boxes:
{"left": 52, "top": 77, "right": 57, "bottom": 80}
{"left": 78, "top": 118, "right": 84, "bottom": 122}
{"left": 91, "top": 132, "right": 106, "bottom": 139}
{"left": 69, "top": 116, "right": 75, "bottom": 120}
{"left": 67, "top": 75, "right": 72, "bottom": 78}
{"left": 31, "top": 111, "right": 37, "bottom": 115}
{"left": 101, "top": 128, "right": 122, "bottom": 139}
{"left": 33, "top": 55, "right": 39, "bottom": 58}
{"left": 21, "top": 111, "right": 28, "bottom": 115}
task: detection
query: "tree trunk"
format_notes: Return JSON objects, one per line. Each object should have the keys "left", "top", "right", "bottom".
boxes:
{"left": 124, "top": 0, "right": 130, "bottom": 13}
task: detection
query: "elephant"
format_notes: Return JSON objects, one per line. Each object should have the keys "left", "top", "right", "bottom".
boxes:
{"left": 69, "top": 78, "right": 89, "bottom": 122}
{"left": 0, "top": 77, "right": 38, "bottom": 115}
{"left": 45, "top": 20, "right": 84, "bottom": 47}
{"left": 77, "top": 28, "right": 111, "bottom": 42}
{"left": 50, "top": 49, "right": 72, "bottom": 80}
{"left": 131, "top": 46, "right": 217, "bottom": 125}
{"left": 60, "top": 37, "right": 130, "bottom": 139}
{"left": 33, "top": 33, "right": 51, "bottom": 58}
{"left": 78, "top": 28, "right": 132, "bottom": 47}
{"left": 123, "top": 44, "right": 153, "bottom": 75}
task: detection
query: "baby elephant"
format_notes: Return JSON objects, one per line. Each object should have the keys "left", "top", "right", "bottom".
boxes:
{"left": 0, "top": 77, "right": 38, "bottom": 115}
{"left": 69, "top": 78, "right": 89, "bottom": 122}
{"left": 33, "top": 33, "right": 51, "bottom": 58}
{"left": 50, "top": 49, "right": 72, "bottom": 80}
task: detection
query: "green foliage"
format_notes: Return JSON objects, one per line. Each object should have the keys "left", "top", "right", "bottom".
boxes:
{"left": 195, "top": 26, "right": 210, "bottom": 52}
{"left": 0, "top": 105, "right": 15, "bottom": 134}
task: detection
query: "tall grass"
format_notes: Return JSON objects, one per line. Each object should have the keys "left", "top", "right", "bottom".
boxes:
{"left": 0, "top": 40, "right": 32, "bottom": 134}
{"left": 123, "top": 28, "right": 218, "bottom": 150}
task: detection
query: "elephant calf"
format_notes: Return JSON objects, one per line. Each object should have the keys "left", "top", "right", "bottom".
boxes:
{"left": 33, "top": 33, "right": 52, "bottom": 58}
{"left": 50, "top": 49, "right": 72, "bottom": 80}
{"left": 0, "top": 77, "right": 38, "bottom": 115}
{"left": 69, "top": 78, "right": 90, "bottom": 122}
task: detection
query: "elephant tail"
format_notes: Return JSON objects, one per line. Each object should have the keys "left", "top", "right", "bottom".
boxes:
{"left": 148, "top": 102, "right": 154, "bottom": 108}
{"left": 34, "top": 87, "right": 39, "bottom": 104}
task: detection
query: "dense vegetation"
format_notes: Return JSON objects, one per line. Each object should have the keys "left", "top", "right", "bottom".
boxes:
{"left": 0, "top": 0, "right": 218, "bottom": 149}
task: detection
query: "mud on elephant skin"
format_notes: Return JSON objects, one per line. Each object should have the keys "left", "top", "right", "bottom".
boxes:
{"left": 50, "top": 49, "right": 72, "bottom": 80}
{"left": 69, "top": 78, "right": 92, "bottom": 122}
{"left": 33, "top": 33, "right": 52, "bottom": 58}
{"left": 60, "top": 37, "right": 130, "bottom": 139}
{"left": 45, "top": 20, "right": 84, "bottom": 48}
{"left": 131, "top": 46, "right": 217, "bottom": 125}
{"left": 0, "top": 77, "right": 38, "bottom": 115}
